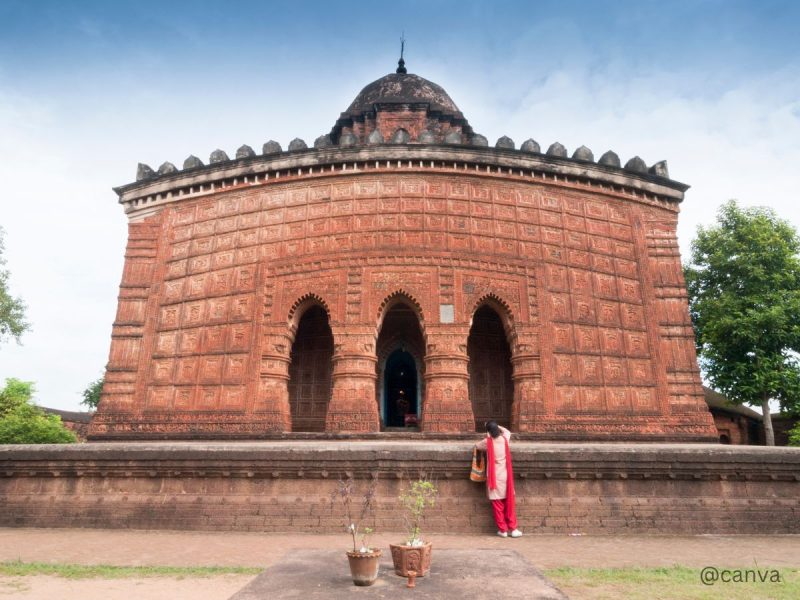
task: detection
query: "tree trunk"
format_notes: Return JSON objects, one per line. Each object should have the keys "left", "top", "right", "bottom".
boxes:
{"left": 762, "top": 395, "right": 775, "bottom": 446}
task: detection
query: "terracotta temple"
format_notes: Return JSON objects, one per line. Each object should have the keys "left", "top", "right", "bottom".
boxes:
{"left": 88, "top": 59, "right": 718, "bottom": 441}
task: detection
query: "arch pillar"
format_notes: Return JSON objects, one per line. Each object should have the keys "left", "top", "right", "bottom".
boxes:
{"left": 422, "top": 327, "right": 474, "bottom": 432}
{"left": 325, "top": 326, "right": 379, "bottom": 432}
{"left": 511, "top": 332, "right": 543, "bottom": 432}
{"left": 255, "top": 325, "right": 292, "bottom": 431}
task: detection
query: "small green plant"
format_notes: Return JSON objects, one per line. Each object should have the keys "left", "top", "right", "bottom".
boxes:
{"left": 399, "top": 478, "right": 437, "bottom": 546}
{"left": 330, "top": 476, "right": 377, "bottom": 553}
{"left": 0, "top": 378, "right": 77, "bottom": 444}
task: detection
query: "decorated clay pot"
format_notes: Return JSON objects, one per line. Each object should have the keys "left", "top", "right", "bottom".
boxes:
{"left": 389, "top": 542, "right": 432, "bottom": 577}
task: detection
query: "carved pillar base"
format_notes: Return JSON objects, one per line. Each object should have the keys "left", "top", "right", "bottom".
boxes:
{"left": 326, "top": 330, "right": 379, "bottom": 432}
{"left": 422, "top": 329, "right": 474, "bottom": 432}
{"left": 255, "top": 329, "right": 292, "bottom": 432}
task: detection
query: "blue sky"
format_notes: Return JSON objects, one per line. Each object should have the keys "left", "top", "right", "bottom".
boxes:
{"left": 1, "top": 0, "right": 799, "bottom": 411}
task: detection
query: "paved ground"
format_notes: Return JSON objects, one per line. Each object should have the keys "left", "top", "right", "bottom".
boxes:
{"left": 1, "top": 528, "right": 798, "bottom": 599}
{"left": 0, "top": 575, "right": 250, "bottom": 600}
{"left": 3, "top": 528, "right": 799, "bottom": 569}
{"left": 230, "top": 549, "right": 567, "bottom": 599}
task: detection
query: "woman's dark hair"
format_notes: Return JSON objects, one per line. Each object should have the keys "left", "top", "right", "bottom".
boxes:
{"left": 485, "top": 420, "right": 501, "bottom": 438}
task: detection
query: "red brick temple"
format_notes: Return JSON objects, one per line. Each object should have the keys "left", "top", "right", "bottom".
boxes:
{"left": 89, "top": 61, "right": 717, "bottom": 442}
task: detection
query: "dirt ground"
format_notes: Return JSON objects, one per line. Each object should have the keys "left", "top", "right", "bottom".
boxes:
{"left": 1, "top": 528, "right": 798, "bottom": 599}
{"left": 0, "top": 575, "right": 253, "bottom": 600}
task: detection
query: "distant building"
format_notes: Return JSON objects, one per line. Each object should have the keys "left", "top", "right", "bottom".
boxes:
{"left": 703, "top": 387, "right": 762, "bottom": 445}
{"left": 41, "top": 408, "right": 92, "bottom": 441}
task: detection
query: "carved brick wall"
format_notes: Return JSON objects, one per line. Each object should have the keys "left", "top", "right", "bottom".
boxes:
{"left": 90, "top": 168, "right": 717, "bottom": 441}
{"left": 340, "top": 108, "right": 466, "bottom": 145}
{"left": 92, "top": 215, "right": 163, "bottom": 431}
{"left": 4, "top": 443, "right": 798, "bottom": 534}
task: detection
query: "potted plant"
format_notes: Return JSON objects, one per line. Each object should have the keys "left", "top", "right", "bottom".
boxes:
{"left": 330, "top": 477, "right": 382, "bottom": 586}
{"left": 390, "top": 478, "right": 438, "bottom": 577}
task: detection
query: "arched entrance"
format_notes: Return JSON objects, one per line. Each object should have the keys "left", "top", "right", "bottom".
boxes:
{"left": 376, "top": 299, "right": 425, "bottom": 430}
{"left": 467, "top": 304, "right": 513, "bottom": 432}
{"left": 288, "top": 304, "right": 333, "bottom": 432}
{"left": 383, "top": 349, "right": 418, "bottom": 427}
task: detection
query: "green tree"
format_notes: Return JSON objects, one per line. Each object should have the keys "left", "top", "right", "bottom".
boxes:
{"left": 684, "top": 201, "right": 800, "bottom": 446}
{"left": 0, "top": 227, "right": 30, "bottom": 346}
{"left": 0, "top": 377, "right": 33, "bottom": 417}
{"left": 81, "top": 376, "right": 105, "bottom": 410}
{"left": 0, "top": 378, "right": 77, "bottom": 444}
{"left": 789, "top": 426, "right": 800, "bottom": 447}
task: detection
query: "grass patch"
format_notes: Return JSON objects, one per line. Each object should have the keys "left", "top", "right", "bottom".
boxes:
{"left": 0, "top": 560, "right": 261, "bottom": 580}
{"left": 545, "top": 566, "right": 800, "bottom": 600}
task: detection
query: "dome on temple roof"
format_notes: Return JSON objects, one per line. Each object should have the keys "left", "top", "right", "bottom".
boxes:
{"left": 343, "top": 72, "right": 462, "bottom": 117}
{"left": 330, "top": 69, "right": 472, "bottom": 144}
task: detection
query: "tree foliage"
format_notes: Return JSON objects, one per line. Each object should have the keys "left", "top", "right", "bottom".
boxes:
{"left": 81, "top": 376, "right": 105, "bottom": 410}
{"left": 789, "top": 426, "right": 800, "bottom": 447}
{"left": 0, "top": 378, "right": 77, "bottom": 444}
{"left": 684, "top": 201, "right": 800, "bottom": 445}
{"left": 0, "top": 227, "right": 30, "bottom": 346}
{"left": 0, "top": 377, "right": 34, "bottom": 418}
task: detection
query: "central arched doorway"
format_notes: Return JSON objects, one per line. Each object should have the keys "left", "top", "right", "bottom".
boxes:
{"left": 375, "top": 298, "right": 425, "bottom": 430}
{"left": 383, "top": 349, "right": 418, "bottom": 427}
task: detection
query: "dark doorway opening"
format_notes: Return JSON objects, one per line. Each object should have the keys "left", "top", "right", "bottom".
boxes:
{"left": 288, "top": 305, "right": 333, "bottom": 432}
{"left": 468, "top": 304, "right": 513, "bottom": 432}
{"left": 375, "top": 300, "right": 425, "bottom": 430}
{"left": 384, "top": 349, "right": 418, "bottom": 428}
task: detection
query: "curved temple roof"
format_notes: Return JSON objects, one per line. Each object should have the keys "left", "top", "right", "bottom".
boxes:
{"left": 344, "top": 73, "right": 463, "bottom": 117}
{"left": 122, "top": 65, "right": 685, "bottom": 207}
{"left": 330, "top": 70, "right": 473, "bottom": 143}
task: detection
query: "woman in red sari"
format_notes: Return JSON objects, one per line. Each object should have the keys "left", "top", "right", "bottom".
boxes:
{"left": 475, "top": 420, "right": 522, "bottom": 538}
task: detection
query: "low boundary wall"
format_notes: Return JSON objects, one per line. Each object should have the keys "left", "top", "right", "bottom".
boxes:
{"left": 1, "top": 441, "right": 798, "bottom": 534}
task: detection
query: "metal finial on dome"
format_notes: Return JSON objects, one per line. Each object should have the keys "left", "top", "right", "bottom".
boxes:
{"left": 396, "top": 33, "right": 407, "bottom": 74}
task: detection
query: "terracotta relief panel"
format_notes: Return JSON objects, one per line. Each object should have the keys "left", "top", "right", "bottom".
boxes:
{"left": 93, "top": 171, "right": 716, "bottom": 441}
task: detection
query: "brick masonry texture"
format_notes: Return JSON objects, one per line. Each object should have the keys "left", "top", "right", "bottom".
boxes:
{"left": 1, "top": 442, "right": 798, "bottom": 534}
{"left": 88, "top": 70, "right": 717, "bottom": 441}
{"left": 89, "top": 165, "right": 717, "bottom": 440}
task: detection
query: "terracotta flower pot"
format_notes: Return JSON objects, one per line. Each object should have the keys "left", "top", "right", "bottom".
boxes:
{"left": 389, "top": 542, "right": 432, "bottom": 577}
{"left": 346, "top": 548, "right": 382, "bottom": 586}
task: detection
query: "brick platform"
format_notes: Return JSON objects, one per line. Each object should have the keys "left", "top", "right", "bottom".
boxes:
{"left": 1, "top": 441, "right": 798, "bottom": 534}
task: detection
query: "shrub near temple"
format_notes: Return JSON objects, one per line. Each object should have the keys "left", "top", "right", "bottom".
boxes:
{"left": 0, "top": 378, "right": 76, "bottom": 444}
